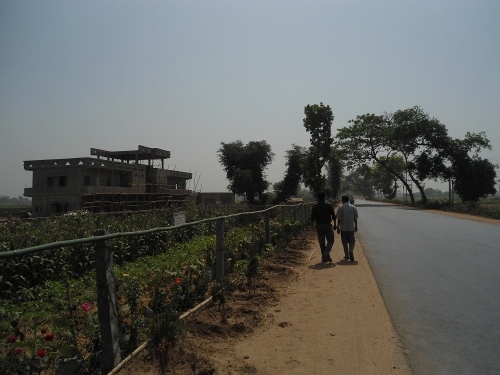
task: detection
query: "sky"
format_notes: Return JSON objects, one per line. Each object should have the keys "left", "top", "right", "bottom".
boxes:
{"left": 1, "top": 0, "right": 499, "bottom": 198}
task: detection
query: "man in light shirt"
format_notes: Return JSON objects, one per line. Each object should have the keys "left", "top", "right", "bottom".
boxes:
{"left": 336, "top": 195, "right": 358, "bottom": 262}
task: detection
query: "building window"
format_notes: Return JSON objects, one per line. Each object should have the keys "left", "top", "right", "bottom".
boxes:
{"left": 120, "top": 172, "right": 131, "bottom": 187}
{"left": 106, "top": 177, "right": 112, "bottom": 186}
{"left": 84, "top": 176, "right": 90, "bottom": 186}
{"left": 47, "top": 177, "right": 54, "bottom": 187}
{"left": 59, "top": 176, "right": 67, "bottom": 187}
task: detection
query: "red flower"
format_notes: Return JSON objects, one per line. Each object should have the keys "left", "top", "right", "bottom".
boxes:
{"left": 44, "top": 333, "right": 55, "bottom": 341}
{"left": 175, "top": 277, "right": 182, "bottom": 285}
{"left": 14, "top": 347, "right": 23, "bottom": 355}
{"left": 37, "top": 349, "right": 47, "bottom": 358}
{"left": 7, "top": 335, "right": 17, "bottom": 343}
{"left": 81, "top": 302, "right": 91, "bottom": 312}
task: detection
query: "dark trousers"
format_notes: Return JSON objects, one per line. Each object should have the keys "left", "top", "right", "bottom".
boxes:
{"left": 316, "top": 223, "right": 334, "bottom": 258}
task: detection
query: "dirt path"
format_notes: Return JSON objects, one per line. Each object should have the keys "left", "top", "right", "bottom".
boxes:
{"left": 223, "top": 229, "right": 413, "bottom": 375}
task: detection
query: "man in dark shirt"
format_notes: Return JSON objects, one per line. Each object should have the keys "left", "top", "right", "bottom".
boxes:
{"left": 310, "top": 192, "right": 337, "bottom": 263}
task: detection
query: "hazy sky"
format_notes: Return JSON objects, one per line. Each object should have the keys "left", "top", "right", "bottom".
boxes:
{"left": 1, "top": 0, "right": 499, "bottom": 197}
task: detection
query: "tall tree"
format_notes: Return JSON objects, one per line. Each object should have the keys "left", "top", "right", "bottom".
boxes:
{"left": 302, "top": 102, "right": 334, "bottom": 194}
{"left": 217, "top": 140, "right": 274, "bottom": 204}
{"left": 272, "top": 145, "right": 306, "bottom": 204}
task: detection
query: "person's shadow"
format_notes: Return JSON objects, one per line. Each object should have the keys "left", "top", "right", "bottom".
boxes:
{"left": 337, "top": 258, "right": 358, "bottom": 265}
{"left": 309, "top": 262, "right": 336, "bottom": 270}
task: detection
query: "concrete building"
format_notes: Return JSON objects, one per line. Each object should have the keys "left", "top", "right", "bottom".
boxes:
{"left": 24, "top": 145, "right": 194, "bottom": 216}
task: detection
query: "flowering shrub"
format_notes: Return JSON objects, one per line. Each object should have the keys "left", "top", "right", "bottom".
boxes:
{"left": 0, "top": 325, "right": 59, "bottom": 375}
{"left": 82, "top": 302, "right": 92, "bottom": 312}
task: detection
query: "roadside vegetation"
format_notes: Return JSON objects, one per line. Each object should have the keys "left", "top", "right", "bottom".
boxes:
{"left": 0, "top": 204, "right": 306, "bottom": 374}
{"left": 420, "top": 196, "right": 500, "bottom": 220}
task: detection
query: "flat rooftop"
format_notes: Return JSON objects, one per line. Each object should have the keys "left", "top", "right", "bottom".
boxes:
{"left": 91, "top": 145, "right": 170, "bottom": 162}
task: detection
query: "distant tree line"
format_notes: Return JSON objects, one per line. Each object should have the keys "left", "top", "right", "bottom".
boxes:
{"left": 0, "top": 196, "right": 31, "bottom": 204}
{"left": 217, "top": 104, "right": 497, "bottom": 205}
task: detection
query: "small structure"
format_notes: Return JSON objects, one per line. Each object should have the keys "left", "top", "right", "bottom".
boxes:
{"left": 24, "top": 146, "right": 194, "bottom": 216}
{"left": 197, "top": 192, "right": 235, "bottom": 205}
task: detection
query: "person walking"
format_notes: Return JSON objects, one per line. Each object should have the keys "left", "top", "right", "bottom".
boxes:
{"left": 336, "top": 195, "right": 358, "bottom": 262}
{"left": 310, "top": 192, "right": 336, "bottom": 263}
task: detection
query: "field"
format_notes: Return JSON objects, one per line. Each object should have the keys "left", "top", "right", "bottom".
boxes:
{"left": 0, "top": 203, "right": 308, "bottom": 374}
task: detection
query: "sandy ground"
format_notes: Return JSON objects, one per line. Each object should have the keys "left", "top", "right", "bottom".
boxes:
{"left": 222, "top": 229, "right": 413, "bottom": 375}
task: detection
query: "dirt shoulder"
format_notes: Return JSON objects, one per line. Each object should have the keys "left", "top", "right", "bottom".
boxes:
{"left": 424, "top": 209, "right": 500, "bottom": 226}
{"left": 119, "top": 228, "right": 413, "bottom": 375}
{"left": 221, "top": 229, "right": 413, "bottom": 375}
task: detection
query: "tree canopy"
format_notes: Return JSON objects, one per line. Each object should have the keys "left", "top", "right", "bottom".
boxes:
{"left": 335, "top": 106, "right": 496, "bottom": 204}
{"left": 453, "top": 157, "right": 497, "bottom": 201}
{"left": 217, "top": 140, "right": 274, "bottom": 204}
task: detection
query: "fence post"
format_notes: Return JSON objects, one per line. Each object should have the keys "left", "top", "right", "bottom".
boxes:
{"left": 215, "top": 218, "right": 225, "bottom": 284}
{"left": 293, "top": 206, "right": 297, "bottom": 222}
{"left": 280, "top": 206, "right": 285, "bottom": 224}
{"left": 94, "top": 230, "right": 121, "bottom": 372}
{"left": 265, "top": 210, "right": 270, "bottom": 244}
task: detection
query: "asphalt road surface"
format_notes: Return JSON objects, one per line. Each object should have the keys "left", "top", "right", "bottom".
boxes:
{"left": 354, "top": 200, "right": 500, "bottom": 375}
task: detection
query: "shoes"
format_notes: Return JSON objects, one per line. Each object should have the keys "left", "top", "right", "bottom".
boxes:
{"left": 349, "top": 252, "right": 354, "bottom": 262}
{"left": 327, "top": 255, "right": 333, "bottom": 262}
{"left": 344, "top": 255, "right": 349, "bottom": 260}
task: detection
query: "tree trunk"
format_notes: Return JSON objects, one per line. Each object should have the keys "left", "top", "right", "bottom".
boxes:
{"left": 376, "top": 158, "right": 415, "bottom": 205}
{"left": 408, "top": 172, "right": 427, "bottom": 204}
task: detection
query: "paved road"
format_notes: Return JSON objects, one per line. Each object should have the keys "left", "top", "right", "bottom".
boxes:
{"left": 354, "top": 200, "right": 500, "bottom": 375}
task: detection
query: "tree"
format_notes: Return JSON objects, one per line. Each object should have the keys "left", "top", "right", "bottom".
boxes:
{"left": 415, "top": 131, "right": 493, "bottom": 202}
{"left": 336, "top": 112, "right": 420, "bottom": 204}
{"left": 337, "top": 107, "right": 455, "bottom": 205}
{"left": 453, "top": 157, "right": 497, "bottom": 202}
{"left": 217, "top": 140, "right": 274, "bottom": 204}
{"left": 387, "top": 106, "right": 451, "bottom": 204}
{"left": 272, "top": 145, "right": 306, "bottom": 204}
{"left": 302, "top": 102, "right": 334, "bottom": 194}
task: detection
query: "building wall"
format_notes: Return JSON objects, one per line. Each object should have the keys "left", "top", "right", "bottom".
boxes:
{"left": 30, "top": 166, "right": 150, "bottom": 213}
{"left": 25, "top": 157, "right": 193, "bottom": 216}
